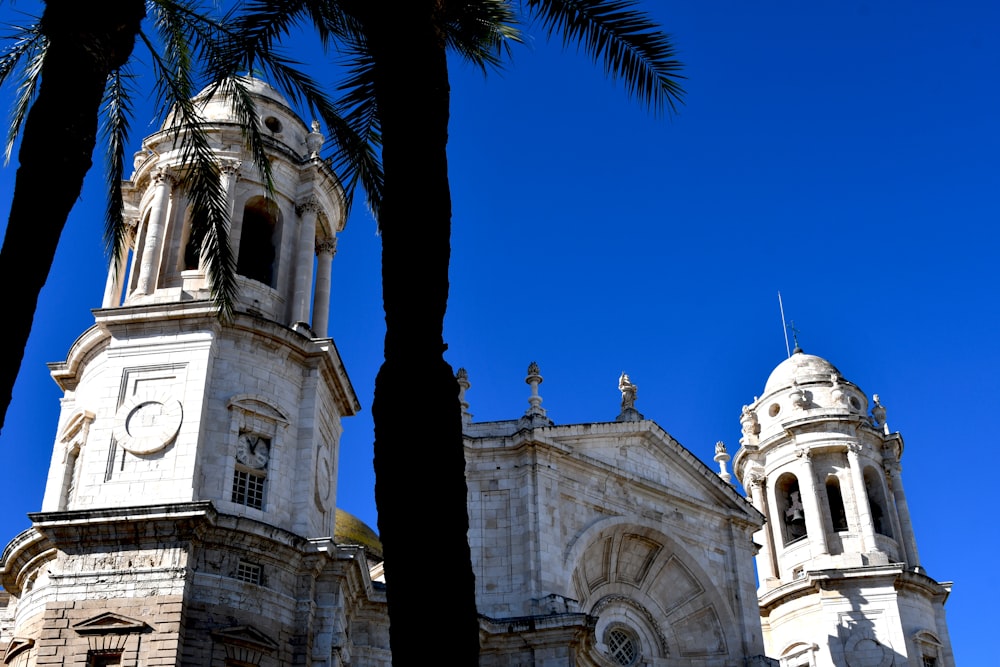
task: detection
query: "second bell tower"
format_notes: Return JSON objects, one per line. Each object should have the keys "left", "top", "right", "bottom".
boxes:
{"left": 734, "top": 349, "right": 953, "bottom": 667}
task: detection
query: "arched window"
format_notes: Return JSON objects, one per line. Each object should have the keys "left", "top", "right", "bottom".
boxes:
{"left": 826, "top": 475, "right": 848, "bottom": 532}
{"left": 604, "top": 625, "right": 639, "bottom": 666}
{"left": 776, "top": 473, "right": 807, "bottom": 544}
{"left": 864, "top": 467, "right": 893, "bottom": 538}
{"left": 237, "top": 197, "right": 278, "bottom": 286}
{"left": 181, "top": 208, "right": 203, "bottom": 271}
{"left": 126, "top": 209, "right": 152, "bottom": 295}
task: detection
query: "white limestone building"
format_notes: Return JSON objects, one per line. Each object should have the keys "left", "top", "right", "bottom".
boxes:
{"left": 461, "top": 365, "right": 769, "bottom": 666}
{"left": 0, "top": 80, "right": 953, "bottom": 667}
{"left": 0, "top": 79, "right": 391, "bottom": 667}
{"left": 733, "top": 349, "right": 954, "bottom": 667}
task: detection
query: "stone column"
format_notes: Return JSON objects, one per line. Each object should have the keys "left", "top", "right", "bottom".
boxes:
{"left": 311, "top": 237, "right": 337, "bottom": 337}
{"left": 885, "top": 459, "right": 923, "bottom": 572}
{"left": 847, "top": 444, "right": 878, "bottom": 553}
{"left": 747, "top": 471, "right": 778, "bottom": 581}
{"left": 102, "top": 218, "right": 137, "bottom": 308}
{"left": 796, "top": 450, "right": 828, "bottom": 557}
{"left": 134, "top": 169, "right": 174, "bottom": 296}
{"left": 293, "top": 199, "right": 320, "bottom": 324}
{"left": 219, "top": 159, "right": 242, "bottom": 240}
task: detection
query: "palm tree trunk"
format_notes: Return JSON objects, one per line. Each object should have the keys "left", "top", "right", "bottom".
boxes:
{"left": 367, "top": 4, "right": 480, "bottom": 664}
{"left": 0, "top": 0, "right": 145, "bottom": 434}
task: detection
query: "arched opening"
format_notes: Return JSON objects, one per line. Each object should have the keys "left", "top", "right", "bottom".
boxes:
{"left": 237, "top": 197, "right": 279, "bottom": 286}
{"left": 181, "top": 207, "right": 203, "bottom": 271}
{"left": 605, "top": 625, "right": 639, "bottom": 666}
{"left": 61, "top": 445, "right": 81, "bottom": 511}
{"left": 776, "top": 473, "right": 807, "bottom": 545}
{"left": 126, "top": 209, "right": 151, "bottom": 296}
{"left": 864, "top": 467, "right": 893, "bottom": 538}
{"left": 826, "top": 475, "right": 848, "bottom": 532}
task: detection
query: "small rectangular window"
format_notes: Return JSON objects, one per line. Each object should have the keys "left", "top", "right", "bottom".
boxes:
{"left": 89, "top": 652, "right": 122, "bottom": 667}
{"left": 235, "top": 560, "right": 262, "bottom": 584}
{"left": 232, "top": 469, "right": 265, "bottom": 509}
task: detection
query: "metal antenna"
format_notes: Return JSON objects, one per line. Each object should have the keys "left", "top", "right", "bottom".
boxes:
{"left": 778, "top": 291, "right": 791, "bottom": 358}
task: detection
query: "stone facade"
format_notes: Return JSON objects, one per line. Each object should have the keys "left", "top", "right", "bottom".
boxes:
{"left": 465, "top": 412, "right": 767, "bottom": 665}
{"left": 0, "top": 81, "right": 953, "bottom": 667}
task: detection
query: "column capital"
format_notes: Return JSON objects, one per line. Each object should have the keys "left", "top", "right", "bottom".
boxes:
{"left": 316, "top": 237, "right": 338, "bottom": 256}
{"left": 297, "top": 197, "right": 322, "bottom": 216}
{"left": 219, "top": 158, "right": 243, "bottom": 176}
{"left": 151, "top": 167, "right": 177, "bottom": 187}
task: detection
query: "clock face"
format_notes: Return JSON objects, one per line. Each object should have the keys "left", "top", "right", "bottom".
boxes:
{"left": 315, "top": 449, "right": 332, "bottom": 509}
{"left": 236, "top": 434, "right": 270, "bottom": 468}
{"left": 113, "top": 393, "right": 183, "bottom": 455}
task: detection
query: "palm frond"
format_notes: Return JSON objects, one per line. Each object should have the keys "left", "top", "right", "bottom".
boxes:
{"left": 1, "top": 20, "right": 46, "bottom": 164}
{"left": 150, "top": 3, "right": 278, "bottom": 205}
{"left": 440, "top": 0, "right": 521, "bottom": 72}
{"left": 525, "top": 0, "right": 685, "bottom": 115}
{"left": 327, "top": 42, "right": 384, "bottom": 220}
{"left": 145, "top": 0, "right": 201, "bottom": 122}
{"left": 101, "top": 66, "right": 135, "bottom": 282}
{"left": 214, "top": 3, "right": 384, "bottom": 220}
{"left": 217, "top": 75, "right": 274, "bottom": 193}
{"left": 138, "top": 28, "right": 238, "bottom": 319}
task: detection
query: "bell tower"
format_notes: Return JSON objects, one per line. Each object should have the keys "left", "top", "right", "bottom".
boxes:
{"left": 734, "top": 349, "right": 954, "bottom": 667}
{"left": 0, "top": 79, "right": 389, "bottom": 666}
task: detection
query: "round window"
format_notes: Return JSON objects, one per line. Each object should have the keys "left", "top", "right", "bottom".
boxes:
{"left": 264, "top": 116, "right": 282, "bottom": 133}
{"left": 606, "top": 627, "right": 638, "bottom": 666}
{"left": 769, "top": 403, "right": 781, "bottom": 417}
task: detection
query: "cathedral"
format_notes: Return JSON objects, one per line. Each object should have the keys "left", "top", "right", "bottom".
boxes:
{"left": 0, "top": 80, "right": 954, "bottom": 666}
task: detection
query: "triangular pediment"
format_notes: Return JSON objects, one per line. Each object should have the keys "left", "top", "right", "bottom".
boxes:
{"left": 227, "top": 394, "right": 289, "bottom": 425}
{"left": 3, "top": 638, "right": 34, "bottom": 664}
{"left": 546, "top": 420, "right": 760, "bottom": 521}
{"left": 211, "top": 625, "right": 278, "bottom": 652}
{"left": 73, "top": 612, "right": 148, "bottom": 635}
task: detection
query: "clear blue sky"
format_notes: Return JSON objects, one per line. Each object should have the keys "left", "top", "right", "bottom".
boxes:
{"left": 1, "top": 1, "right": 996, "bottom": 663}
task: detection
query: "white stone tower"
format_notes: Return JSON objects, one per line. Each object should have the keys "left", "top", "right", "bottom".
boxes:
{"left": 0, "top": 80, "right": 388, "bottom": 666}
{"left": 733, "top": 349, "right": 953, "bottom": 667}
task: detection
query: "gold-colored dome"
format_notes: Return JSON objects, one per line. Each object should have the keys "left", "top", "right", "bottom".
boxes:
{"left": 334, "top": 508, "right": 383, "bottom": 561}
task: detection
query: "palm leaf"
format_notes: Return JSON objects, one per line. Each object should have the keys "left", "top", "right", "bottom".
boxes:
{"left": 101, "top": 67, "right": 135, "bottom": 285}
{"left": 139, "top": 28, "right": 238, "bottom": 319}
{"left": 215, "top": 3, "right": 385, "bottom": 219}
{"left": 526, "top": 0, "right": 685, "bottom": 115}
{"left": 440, "top": 0, "right": 521, "bottom": 72}
{"left": 1, "top": 20, "right": 45, "bottom": 164}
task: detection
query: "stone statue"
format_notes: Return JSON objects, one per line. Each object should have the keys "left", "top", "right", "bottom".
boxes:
{"left": 715, "top": 441, "right": 728, "bottom": 455}
{"left": 618, "top": 372, "right": 637, "bottom": 410}
{"left": 740, "top": 404, "right": 759, "bottom": 437}
{"left": 872, "top": 394, "right": 887, "bottom": 429}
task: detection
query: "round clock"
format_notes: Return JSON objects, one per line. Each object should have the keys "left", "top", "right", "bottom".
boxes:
{"left": 315, "top": 449, "right": 332, "bottom": 508}
{"left": 236, "top": 434, "right": 271, "bottom": 469}
{"left": 113, "top": 393, "right": 183, "bottom": 455}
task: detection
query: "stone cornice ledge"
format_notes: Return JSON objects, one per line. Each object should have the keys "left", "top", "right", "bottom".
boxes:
{"left": 479, "top": 611, "right": 591, "bottom": 635}
{"left": 759, "top": 563, "right": 910, "bottom": 614}
{"left": 28, "top": 501, "right": 218, "bottom": 545}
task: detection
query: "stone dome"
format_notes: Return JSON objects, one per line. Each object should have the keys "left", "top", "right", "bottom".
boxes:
{"left": 334, "top": 508, "right": 383, "bottom": 562}
{"left": 762, "top": 350, "right": 843, "bottom": 396}
{"left": 194, "top": 76, "right": 292, "bottom": 109}
{"left": 238, "top": 76, "right": 293, "bottom": 108}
